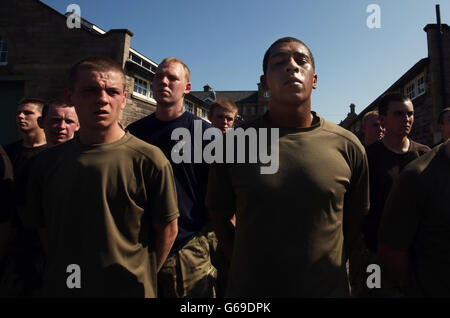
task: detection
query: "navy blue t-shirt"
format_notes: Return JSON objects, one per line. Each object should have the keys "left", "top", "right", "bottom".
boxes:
{"left": 127, "top": 111, "right": 212, "bottom": 252}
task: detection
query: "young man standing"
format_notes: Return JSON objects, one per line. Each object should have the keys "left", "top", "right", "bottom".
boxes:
{"left": 37, "top": 100, "right": 80, "bottom": 147}
{"left": 378, "top": 139, "right": 450, "bottom": 296}
{"left": 208, "top": 98, "right": 238, "bottom": 133}
{"left": 358, "top": 93, "right": 430, "bottom": 297}
{"left": 23, "top": 56, "right": 179, "bottom": 297}
{"left": 363, "top": 93, "right": 430, "bottom": 254}
{"left": 1, "top": 98, "right": 47, "bottom": 297}
{"left": 361, "top": 110, "right": 384, "bottom": 146}
{"left": 127, "top": 57, "right": 216, "bottom": 298}
{"left": 206, "top": 37, "right": 369, "bottom": 297}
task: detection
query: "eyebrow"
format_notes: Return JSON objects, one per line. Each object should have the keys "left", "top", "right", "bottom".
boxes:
{"left": 269, "top": 51, "right": 311, "bottom": 60}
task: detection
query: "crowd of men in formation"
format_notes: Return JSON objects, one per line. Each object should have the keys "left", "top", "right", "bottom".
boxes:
{"left": 0, "top": 36, "right": 449, "bottom": 298}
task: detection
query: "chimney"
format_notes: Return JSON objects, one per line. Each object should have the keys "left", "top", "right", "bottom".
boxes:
{"left": 349, "top": 103, "right": 356, "bottom": 115}
{"left": 203, "top": 84, "right": 211, "bottom": 92}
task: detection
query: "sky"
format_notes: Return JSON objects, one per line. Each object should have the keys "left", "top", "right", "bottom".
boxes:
{"left": 41, "top": 0, "right": 450, "bottom": 124}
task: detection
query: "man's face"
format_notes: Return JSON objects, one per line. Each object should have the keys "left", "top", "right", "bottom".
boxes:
{"left": 438, "top": 111, "right": 450, "bottom": 141}
{"left": 261, "top": 41, "right": 317, "bottom": 107}
{"left": 41, "top": 106, "right": 80, "bottom": 146}
{"left": 380, "top": 100, "right": 414, "bottom": 138}
{"left": 210, "top": 108, "right": 236, "bottom": 133}
{"left": 67, "top": 69, "right": 126, "bottom": 132}
{"left": 362, "top": 115, "right": 385, "bottom": 145}
{"left": 152, "top": 62, "right": 191, "bottom": 107}
{"left": 16, "top": 103, "right": 42, "bottom": 134}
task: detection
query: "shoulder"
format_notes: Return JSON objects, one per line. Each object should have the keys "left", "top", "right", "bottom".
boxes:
{"left": 127, "top": 114, "right": 154, "bottom": 131}
{"left": 236, "top": 116, "right": 265, "bottom": 130}
{"left": 3, "top": 140, "right": 22, "bottom": 156}
{"left": 184, "top": 111, "right": 212, "bottom": 129}
{"left": 409, "top": 140, "right": 431, "bottom": 154}
{"left": 321, "top": 119, "right": 366, "bottom": 154}
{"left": 403, "top": 142, "right": 444, "bottom": 177}
{"left": 123, "top": 134, "right": 170, "bottom": 169}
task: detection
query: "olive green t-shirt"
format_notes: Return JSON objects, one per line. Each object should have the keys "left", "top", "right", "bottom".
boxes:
{"left": 379, "top": 142, "right": 450, "bottom": 296}
{"left": 206, "top": 113, "right": 369, "bottom": 297}
{"left": 24, "top": 132, "right": 179, "bottom": 297}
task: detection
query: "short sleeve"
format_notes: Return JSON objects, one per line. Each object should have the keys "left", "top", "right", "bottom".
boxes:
{"left": 344, "top": 144, "right": 370, "bottom": 217}
{"left": 148, "top": 160, "right": 179, "bottom": 223}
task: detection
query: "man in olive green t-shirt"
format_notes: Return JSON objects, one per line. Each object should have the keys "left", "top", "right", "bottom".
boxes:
{"left": 206, "top": 37, "right": 369, "bottom": 297}
{"left": 378, "top": 140, "right": 450, "bottom": 297}
{"left": 23, "top": 57, "right": 179, "bottom": 297}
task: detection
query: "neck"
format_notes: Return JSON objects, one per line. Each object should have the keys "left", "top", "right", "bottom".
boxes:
{"left": 382, "top": 133, "right": 410, "bottom": 153}
{"left": 79, "top": 124, "right": 125, "bottom": 145}
{"left": 21, "top": 129, "right": 46, "bottom": 148}
{"left": 155, "top": 101, "right": 185, "bottom": 121}
{"left": 268, "top": 100, "right": 312, "bottom": 128}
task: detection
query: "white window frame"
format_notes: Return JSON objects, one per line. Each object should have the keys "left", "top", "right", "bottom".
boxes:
{"left": 0, "top": 37, "right": 7, "bottom": 66}
{"left": 184, "top": 100, "right": 194, "bottom": 113}
{"left": 404, "top": 73, "right": 426, "bottom": 100}
{"left": 132, "top": 75, "right": 155, "bottom": 103}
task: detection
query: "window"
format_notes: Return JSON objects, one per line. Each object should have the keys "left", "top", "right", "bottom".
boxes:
{"left": 404, "top": 73, "right": 426, "bottom": 100}
{"left": 184, "top": 100, "right": 194, "bottom": 113}
{"left": 201, "top": 108, "right": 207, "bottom": 119}
{"left": 0, "top": 37, "right": 7, "bottom": 65}
{"left": 405, "top": 83, "right": 416, "bottom": 100}
{"left": 133, "top": 76, "right": 154, "bottom": 101}
{"left": 417, "top": 76, "right": 425, "bottom": 95}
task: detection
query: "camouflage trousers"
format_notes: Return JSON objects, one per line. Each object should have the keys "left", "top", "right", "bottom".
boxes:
{"left": 158, "top": 234, "right": 217, "bottom": 298}
{"left": 207, "top": 231, "right": 230, "bottom": 298}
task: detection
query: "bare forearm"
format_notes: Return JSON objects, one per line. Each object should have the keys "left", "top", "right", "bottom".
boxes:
{"left": 153, "top": 219, "right": 178, "bottom": 272}
{"left": 210, "top": 211, "right": 235, "bottom": 261}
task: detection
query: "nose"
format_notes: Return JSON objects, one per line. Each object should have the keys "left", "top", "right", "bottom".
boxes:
{"left": 286, "top": 57, "right": 299, "bottom": 73}
{"left": 17, "top": 112, "right": 24, "bottom": 119}
{"left": 56, "top": 119, "right": 66, "bottom": 129}
{"left": 98, "top": 89, "right": 108, "bottom": 104}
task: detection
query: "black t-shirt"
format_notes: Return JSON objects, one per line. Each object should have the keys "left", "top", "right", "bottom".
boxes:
{"left": 363, "top": 139, "right": 430, "bottom": 252}
{"left": 0, "top": 145, "right": 14, "bottom": 223}
{"left": 3, "top": 140, "right": 48, "bottom": 225}
{"left": 127, "top": 111, "right": 212, "bottom": 251}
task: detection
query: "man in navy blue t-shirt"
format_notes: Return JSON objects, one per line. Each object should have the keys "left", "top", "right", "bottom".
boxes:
{"left": 127, "top": 57, "right": 216, "bottom": 298}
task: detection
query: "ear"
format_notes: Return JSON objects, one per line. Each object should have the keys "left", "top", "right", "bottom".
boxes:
{"left": 37, "top": 116, "right": 44, "bottom": 129}
{"left": 312, "top": 74, "right": 318, "bottom": 90}
{"left": 75, "top": 122, "right": 80, "bottom": 132}
{"left": 260, "top": 75, "right": 268, "bottom": 92}
{"left": 185, "top": 82, "right": 192, "bottom": 94}
{"left": 120, "top": 91, "right": 127, "bottom": 110}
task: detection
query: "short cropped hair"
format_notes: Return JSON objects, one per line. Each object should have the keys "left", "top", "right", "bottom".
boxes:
{"left": 263, "top": 37, "right": 315, "bottom": 74}
{"left": 18, "top": 97, "right": 45, "bottom": 114}
{"left": 362, "top": 110, "right": 379, "bottom": 127}
{"left": 159, "top": 57, "right": 191, "bottom": 82}
{"left": 378, "top": 92, "right": 411, "bottom": 116}
{"left": 208, "top": 98, "right": 238, "bottom": 120}
{"left": 68, "top": 56, "right": 126, "bottom": 90}
{"left": 42, "top": 100, "right": 74, "bottom": 119}
{"left": 438, "top": 107, "right": 450, "bottom": 124}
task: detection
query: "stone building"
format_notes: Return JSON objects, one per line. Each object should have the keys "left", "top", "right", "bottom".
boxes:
{"left": 191, "top": 83, "right": 269, "bottom": 125}
{"left": 340, "top": 21, "right": 450, "bottom": 147}
{"left": 0, "top": 0, "right": 209, "bottom": 145}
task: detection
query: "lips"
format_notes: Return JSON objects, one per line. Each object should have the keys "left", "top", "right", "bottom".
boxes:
{"left": 284, "top": 78, "right": 303, "bottom": 86}
{"left": 94, "top": 109, "right": 108, "bottom": 115}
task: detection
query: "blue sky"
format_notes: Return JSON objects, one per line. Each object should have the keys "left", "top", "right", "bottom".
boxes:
{"left": 42, "top": 0, "right": 449, "bottom": 123}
